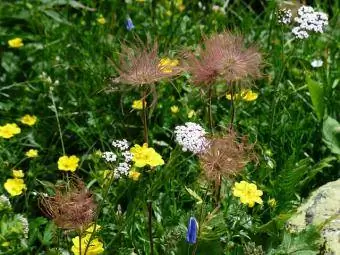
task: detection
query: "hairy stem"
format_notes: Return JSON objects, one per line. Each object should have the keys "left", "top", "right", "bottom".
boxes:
{"left": 142, "top": 87, "right": 149, "bottom": 144}
{"left": 229, "top": 83, "right": 235, "bottom": 130}
{"left": 208, "top": 85, "right": 214, "bottom": 133}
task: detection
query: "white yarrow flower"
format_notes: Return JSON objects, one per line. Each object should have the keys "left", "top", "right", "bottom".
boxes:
{"left": 112, "top": 139, "right": 129, "bottom": 151}
{"left": 102, "top": 151, "right": 117, "bottom": 162}
{"left": 278, "top": 8, "right": 292, "bottom": 24}
{"left": 17, "top": 214, "right": 29, "bottom": 238}
{"left": 311, "top": 59, "right": 323, "bottom": 68}
{"left": 174, "top": 122, "right": 210, "bottom": 154}
{"left": 0, "top": 194, "right": 11, "bottom": 210}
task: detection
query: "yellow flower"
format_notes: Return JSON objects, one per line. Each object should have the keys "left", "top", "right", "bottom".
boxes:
{"left": 20, "top": 114, "right": 37, "bottom": 126}
{"left": 241, "top": 90, "right": 258, "bottom": 101}
{"left": 158, "top": 58, "right": 179, "bottom": 73}
{"left": 4, "top": 178, "right": 26, "bottom": 197}
{"left": 25, "top": 149, "right": 38, "bottom": 158}
{"left": 170, "top": 105, "right": 179, "bottom": 114}
{"left": 129, "top": 170, "right": 141, "bottom": 181}
{"left": 268, "top": 198, "right": 277, "bottom": 208}
{"left": 57, "top": 155, "right": 80, "bottom": 172}
{"left": 12, "top": 169, "right": 24, "bottom": 178}
{"left": 71, "top": 234, "right": 104, "bottom": 255}
{"left": 175, "top": 0, "right": 185, "bottom": 11}
{"left": 187, "top": 110, "right": 196, "bottom": 119}
{"left": 0, "top": 123, "right": 21, "bottom": 139}
{"left": 8, "top": 38, "right": 24, "bottom": 48}
{"left": 226, "top": 90, "right": 258, "bottom": 101}
{"left": 130, "top": 143, "right": 164, "bottom": 168}
{"left": 97, "top": 15, "right": 106, "bottom": 25}
{"left": 232, "top": 181, "right": 263, "bottom": 207}
{"left": 132, "top": 99, "right": 146, "bottom": 110}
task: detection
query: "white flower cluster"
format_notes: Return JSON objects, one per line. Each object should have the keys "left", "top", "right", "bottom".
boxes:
{"left": 311, "top": 59, "right": 323, "bottom": 68}
{"left": 278, "top": 8, "right": 292, "bottom": 24}
{"left": 102, "top": 139, "right": 132, "bottom": 179}
{"left": 292, "top": 6, "right": 328, "bottom": 39}
{"left": 17, "top": 214, "right": 29, "bottom": 238}
{"left": 0, "top": 194, "right": 11, "bottom": 210}
{"left": 102, "top": 151, "right": 117, "bottom": 162}
{"left": 174, "top": 122, "right": 210, "bottom": 154}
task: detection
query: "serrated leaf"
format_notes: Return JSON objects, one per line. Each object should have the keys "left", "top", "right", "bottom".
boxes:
{"left": 323, "top": 116, "right": 340, "bottom": 155}
{"left": 306, "top": 77, "right": 324, "bottom": 121}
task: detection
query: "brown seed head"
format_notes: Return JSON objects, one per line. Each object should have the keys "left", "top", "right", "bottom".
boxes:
{"left": 39, "top": 178, "right": 96, "bottom": 231}
{"left": 199, "top": 131, "right": 256, "bottom": 182}
{"left": 112, "top": 41, "right": 181, "bottom": 86}
{"left": 184, "top": 31, "right": 262, "bottom": 86}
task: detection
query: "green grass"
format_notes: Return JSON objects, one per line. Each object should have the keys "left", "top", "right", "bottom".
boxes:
{"left": 0, "top": 0, "right": 339, "bottom": 254}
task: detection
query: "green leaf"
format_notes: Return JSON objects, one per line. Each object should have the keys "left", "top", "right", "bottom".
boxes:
{"left": 306, "top": 77, "right": 324, "bottom": 121}
{"left": 323, "top": 116, "right": 340, "bottom": 155}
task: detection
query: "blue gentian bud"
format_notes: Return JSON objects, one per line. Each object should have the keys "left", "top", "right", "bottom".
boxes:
{"left": 126, "top": 17, "right": 135, "bottom": 31}
{"left": 186, "top": 216, "right": 198, "bottom": 244}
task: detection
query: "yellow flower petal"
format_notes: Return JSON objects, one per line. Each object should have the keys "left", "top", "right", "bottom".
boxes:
{"left": 4, "top": 178, "right": 26, "bottom": 196}
{"left": 57, "top": 155, "right": 80, "bottom": 172}
{"left": 20, "top": 115, "right": 37, "bottom": 126}
{"left": 0, "top": 123, "right": 21, "bottom": 139}
{"left": 8, "top": 38, "right": 24, "bottom": 48}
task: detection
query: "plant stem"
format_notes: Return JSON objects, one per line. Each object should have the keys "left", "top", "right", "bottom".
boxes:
{"left": 78, "top": 229, "right": 82, "bottom": 255}
{"left": 229, "top": 83, "right": 235, "bottom": 130}
{"left": 208, "top": 85, "right": 213, "bottom": 133}
{"left": 147, "top": 200, "right": 154, "bottom": 255}
{"left": 142, "top": 86, "right": 149, "bottom": 144}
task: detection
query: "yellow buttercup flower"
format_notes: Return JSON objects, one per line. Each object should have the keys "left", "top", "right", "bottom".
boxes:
{"left": 158, "top": 58, "right": 179, "bottom": 73}
{"left": 187, "top": 110, "right": 196, "bottom": 119}
{"left": 130, "top": 143, "right": 164, "bottom": 168}
{"left": 12, "top": 170, "right": 24, "bottom": 178}
{"left": 129, "top": 170, "right": 141, "bottom": 181}
{"left": 170, "top": 105, "right": 179, "bottom": 114}
{"left": 4, "top": 178, "right": 26, "bottom": 197}
{"left": 233, "top": 181, "right": 263, "bottom": 207}
{"left": 0, "top": 123, "right": 21, "bottom": 139}
{"left": 57, "top": 155, "right": 80, "bottom": 172}
{"left": 8, "top": 38, "right": 24, "bottom": 48}
{"left": 71, "top": 234, "right": 104, "bottom": 255}
{"left": 25, "top": 149, "right": 38, "bottom": 158}
{"left": 20, "top": 114, "right": 37, "bottom": 126}
{"left": 241, "top": 90, "right": 258, "bottom": 101}
{"left": 132, "top": 99, "right": 146, "bottom": 110}
{"left": 97, "top": 15, "right": 106, "bottom": 25}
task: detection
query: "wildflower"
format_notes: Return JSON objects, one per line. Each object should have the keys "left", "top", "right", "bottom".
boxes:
{"left": 0, "top": 123, "right": 21, "bottom": 139}
{"left": 101, "top": 151, "right": 117, "bottom": 162}
{"left": 268, "top": 198, "right": 277, "bottom": 208}
{"left": 112, "top": 139, "right": 129, "bottom": 151}
{"left": 186, "top": 217, "right": 198, "bottom": 244}
{"left": 233, "top": 181, "right": 263, "bottom": 207}
{"left": 97, "top": 15, "right": 106, "bottom": 25}
{"left": 170, "top": 105, "right": 179, "bottom": 114}
{"left": 57, "top": 155, "right": 80, "bottom": 172}
{"left": 8, "top": 38, "right": 24, "bottom": 48}
{"left": 187, "top": 109, "right": 196, "bottom": 119}
{"left": 85, "top": 224, "right": 101, "bottom": 234}
{"left": 226, "top": 90, "right": 258, "bottom": 101}
{"left": 25, "top": 149, "right": 38, "bottom": 158}
{"left": 277, "top": 8, "right": 292, "bottom": 24}
{"left": 0, "top": 195, "right": 11, "bottom": 211}
{"left": 125, "top": 17, "right": 135, "bottom": 31}
{"left": 17, "top": 214, "right": 29, "bottom": 238}
{"left": 184, "top": 31, "right": 262, "bottom": 86}
{"left": 130, "top": 143, "right": 164, "bottom": 168}
{"left": 200, "top": 132, "right": 254, "bottom": 182}
{"left": 311, "top": 59, "right": 323, "bottom": 68}
{"left": 176, "top": 0, "right": 185, "bottom": 12}
{"left": 4, "top": 178, "right": 26, "bottom": 196}
{"left": 292, "top": 6, "right": 328, "bottom": 39}
{"left": 12, "top": 169, "right": 24, "bottom": 178}
{"left": 40, "top": 178, "right": 97, "bottom": 231}
{"left": 112, "top": 42, "right": 180, "bottom": 86}
{"left": 114, "top": 162, "right": 131, "bottom": 178}
{"left": 158, "top": 58, "right": 179, "bottom": 73}
{"left": 174, "top": 122, "right": 209, "bottom": 154}
{"left": 71, "top": 234, "right": 104, "bottom": 255}
{"left": 129, "top": 170, "right": 141, "bottom": 181}
{"left": 122, "top": 151, "right": 133, "bottom": 162}
{"left": 132, "top": 99, "right": 146, "bottom": 110}
{"left": 20, "top": 114, "right": 37, "bottom": 126}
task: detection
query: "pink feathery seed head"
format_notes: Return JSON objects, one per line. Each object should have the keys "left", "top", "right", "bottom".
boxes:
{"left": 184, "top": 31, "right": 262, "bottom": 86}
{"left": 111, "top": 40, "right": 182, "bottom": 87}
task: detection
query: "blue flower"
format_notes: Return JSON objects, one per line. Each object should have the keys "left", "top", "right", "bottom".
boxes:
{"left": 186, "top": 217, "right": 198, "bottom": 244}
{"left": 126, "top": 18, "right": 135, "bottom": 31}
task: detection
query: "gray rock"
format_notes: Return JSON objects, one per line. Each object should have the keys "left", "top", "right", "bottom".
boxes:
{"left": 287, "top": 179, "right": 340, "bottom": 254}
